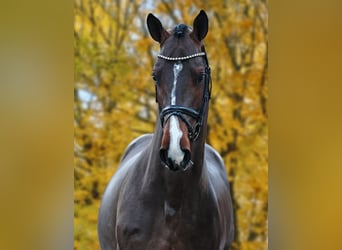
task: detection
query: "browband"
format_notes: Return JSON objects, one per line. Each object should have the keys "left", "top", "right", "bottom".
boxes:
{"left": 157, "top": 52, "right": 206, "bottom": 61}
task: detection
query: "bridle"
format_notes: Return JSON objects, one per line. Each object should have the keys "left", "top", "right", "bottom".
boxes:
{"left": 155, "top": 48, "right": 212, "bottom": 142}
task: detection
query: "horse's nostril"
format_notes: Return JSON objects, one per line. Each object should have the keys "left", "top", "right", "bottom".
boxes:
{"left": 181, "top": 149, "right": 192, "bottom": 170}
{"left": 160, "top": 148, "right": 168, "bottom": 166}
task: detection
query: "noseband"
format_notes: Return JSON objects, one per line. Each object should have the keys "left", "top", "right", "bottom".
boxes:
{"left": 156, "top": 51, "right": 211, "bottom": 142}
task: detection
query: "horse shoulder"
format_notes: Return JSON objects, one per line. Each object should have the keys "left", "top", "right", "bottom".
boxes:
{"left": 204, "top": 143, "right": 227, "bottom": 177}
{"left": 100, "top": 133, "right": 153, "bottom": 209}
{"left": 204, "top": 143, "right": 235, "bottom": 247}
{"left": 98, "top": 134, "right": 153, "bottom": 249}
{"left": 120, "top": 133, "right": 153, "bottom": 163}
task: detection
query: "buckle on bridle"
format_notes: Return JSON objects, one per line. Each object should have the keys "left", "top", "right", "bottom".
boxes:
{"left": 188, "top": 122, "right": 201, "bottom": 141}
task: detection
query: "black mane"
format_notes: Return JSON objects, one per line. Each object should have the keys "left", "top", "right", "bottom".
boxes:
{"left": 174, "top": 24, "right": 188, "bottom": 38}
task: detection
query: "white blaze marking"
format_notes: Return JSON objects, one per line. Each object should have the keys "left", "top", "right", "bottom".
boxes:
{"left": 168, "top": 116, "right": 184, "bottom": 164}
{"left": 171, "top": 62, "right": 183, "bottom": 105}
{"left": 167, "top": 62, "right": 184, "bottom": 164}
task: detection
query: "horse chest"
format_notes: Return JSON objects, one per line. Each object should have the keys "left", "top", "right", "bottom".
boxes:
{"left": 116, "top": 195, "right": 218, "bottom": 250}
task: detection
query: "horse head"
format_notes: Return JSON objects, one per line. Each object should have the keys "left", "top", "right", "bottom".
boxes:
{"left": 147, "top": 10, "right": 211, "bottom": 171}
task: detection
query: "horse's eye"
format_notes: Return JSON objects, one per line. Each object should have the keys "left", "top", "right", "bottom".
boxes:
{"left": 197, "top": 72, "right": 205, "bottom": 83}
{"left": 152, "top": 73, "right": 158, "bottom": 83}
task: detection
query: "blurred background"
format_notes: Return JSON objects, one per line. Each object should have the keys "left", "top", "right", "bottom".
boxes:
{"left": 74, "top": 0, "right": 268, "bottom": 249}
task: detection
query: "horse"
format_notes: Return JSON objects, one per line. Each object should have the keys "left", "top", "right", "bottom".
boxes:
{"left": 98, "top": 10, "right": 234, "bottom": 250}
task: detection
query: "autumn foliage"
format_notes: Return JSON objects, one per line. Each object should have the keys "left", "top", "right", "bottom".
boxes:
{"left": 74, "top": 0, "right": 268, "bottom": 249}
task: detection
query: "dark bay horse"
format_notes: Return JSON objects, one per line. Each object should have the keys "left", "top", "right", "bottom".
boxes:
{"left": 98, "top": 10, "right": 234, "bottom": 250}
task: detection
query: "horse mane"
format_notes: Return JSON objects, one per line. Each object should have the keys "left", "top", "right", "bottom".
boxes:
{"left": 173, "top": 24, "right": 189, "bottom": 38}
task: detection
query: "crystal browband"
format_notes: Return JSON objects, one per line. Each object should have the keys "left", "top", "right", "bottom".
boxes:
{"left": 157, "top": 52, "right": 206, "bottom": 61}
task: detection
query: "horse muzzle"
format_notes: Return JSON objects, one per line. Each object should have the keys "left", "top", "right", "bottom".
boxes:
{"left": 159, "top": 147, "right": 193, "bottom": 171}
{"left": 160, "top": 116, "right": 193, "bottom": 171}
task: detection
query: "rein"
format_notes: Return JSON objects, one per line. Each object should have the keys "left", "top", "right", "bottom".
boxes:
{"left": 156, "top": 50, "right": 211, "bottom": 142}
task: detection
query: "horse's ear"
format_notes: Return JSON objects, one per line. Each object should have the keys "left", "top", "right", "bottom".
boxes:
{"left": 147, "top": 13, "right": 169, "bottom": 44}
{"left": 191, "top": 10, "right": 208, "bottom": 42}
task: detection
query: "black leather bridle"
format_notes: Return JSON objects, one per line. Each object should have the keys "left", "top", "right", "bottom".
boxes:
{"left": 155, "top": 48, "right": 212, "bottom": 142}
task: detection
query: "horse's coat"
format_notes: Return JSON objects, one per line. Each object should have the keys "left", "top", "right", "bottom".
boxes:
{"left": 98, "top": 10, "right": 234, "bottom": 250}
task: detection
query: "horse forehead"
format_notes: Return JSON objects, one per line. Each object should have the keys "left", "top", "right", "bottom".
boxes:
{"left": 162, "top": 34, "right": 197, "bottom": 54}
